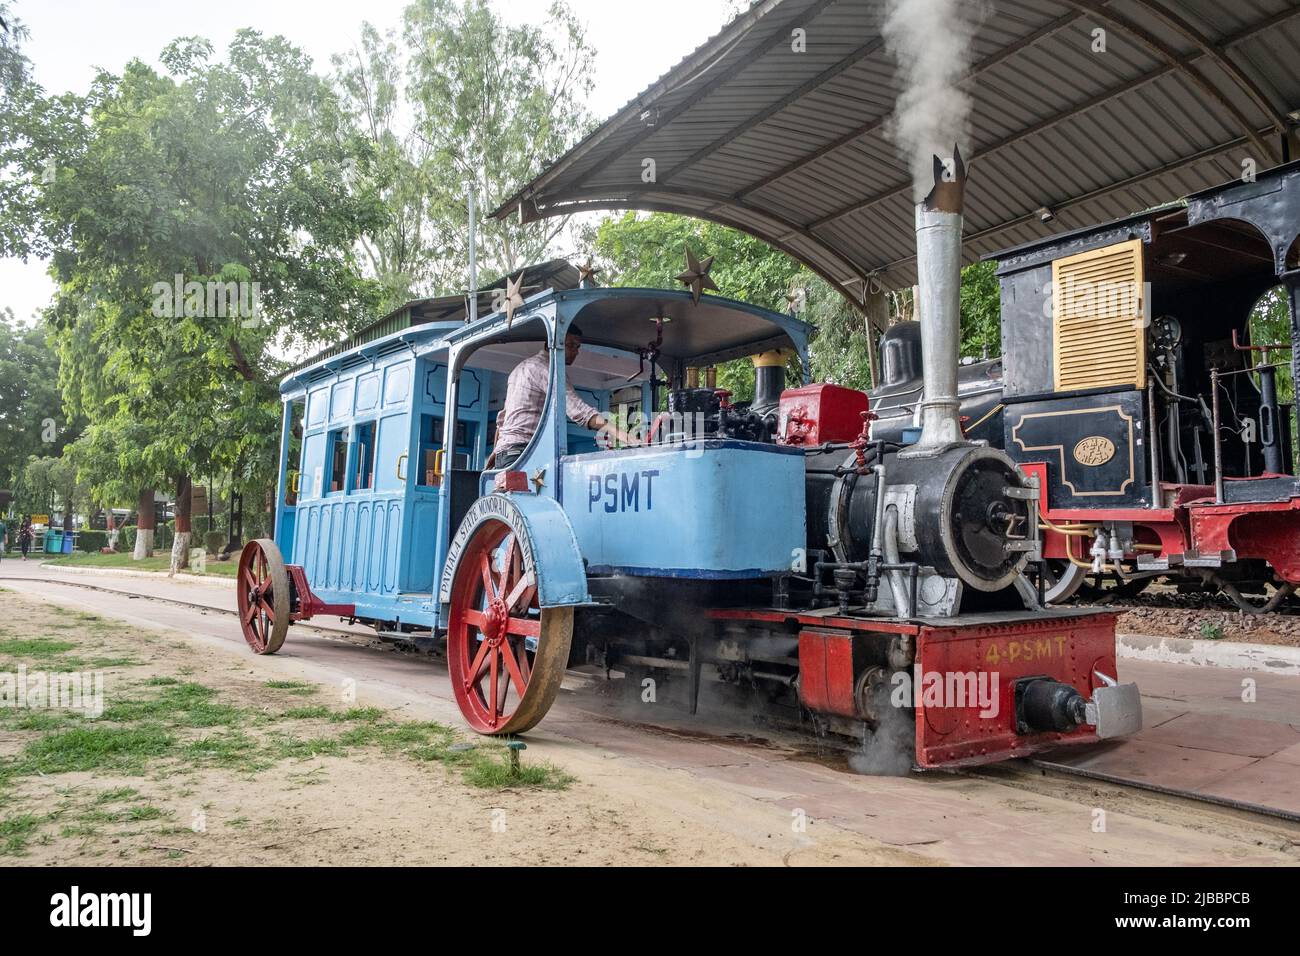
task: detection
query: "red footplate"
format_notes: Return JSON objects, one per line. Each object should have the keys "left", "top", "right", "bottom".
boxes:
{"left": 914, "top": 612, "right": 1119, "bottom": 768}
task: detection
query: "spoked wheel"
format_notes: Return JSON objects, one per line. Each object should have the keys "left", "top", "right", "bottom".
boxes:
{"left": 237, "top": 538, "right": 290, "bottom": 654}
{"left": 446, "top": 517, "right": 573, "bottom": 735}
{"left": 1031, "top": 559, "right": 1089, "bottom": 605}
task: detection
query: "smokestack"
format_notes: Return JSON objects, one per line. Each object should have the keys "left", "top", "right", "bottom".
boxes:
{"left": 913, "top": 145, "right": 967, "bottom": 450}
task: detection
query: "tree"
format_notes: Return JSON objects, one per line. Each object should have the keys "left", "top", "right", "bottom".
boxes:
{"left": 1250, "top": 285, "right": 1297, "bottom": 451}
{"left": 332, "top": 23, "right": 434, "bottom": 311}
{"left": 3, "top": 31, "right": 388, "bottom": 566}
{"left": 19, "top": 449, "right": 89, "bottom": 531}
{"left": 589, "top": 210, "right": 1006, "bottom": 398}
{"left": 958, "top": 260, "right": 1001, "bottom": 360}
{"left": 589, "top": 212, "right": 808, "bottom": 400}
{"left": 0, "top": 312, "right": 75, "bottom": 491}
{"left": 335, "top": 0, "right": 596, "bottom": 307}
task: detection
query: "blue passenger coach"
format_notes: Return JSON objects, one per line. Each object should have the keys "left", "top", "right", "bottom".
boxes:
{"left": 238, "top": 264, "right": 813, "bottom": 736}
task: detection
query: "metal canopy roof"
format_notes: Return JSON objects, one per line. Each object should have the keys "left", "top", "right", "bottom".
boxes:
{"left": 494, "top": 0, "right": 1300, "bottom": 312}
{"left": 448, "top": 287, "right": 813, "bottom": 368}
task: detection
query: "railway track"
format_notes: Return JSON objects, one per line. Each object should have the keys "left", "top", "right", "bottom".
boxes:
{"left": 5, "top": 572, "right": 1298, "bottom": 830}
{"left": 1021, "top": 758, "right": 1300, "bottom": 825}
{"left": 0, "top": 575, "right": 370, "bottom": 643}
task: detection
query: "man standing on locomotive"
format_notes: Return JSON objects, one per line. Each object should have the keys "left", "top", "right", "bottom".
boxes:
{"left": 489, "top": 323, "right": 641, "bottom": 469}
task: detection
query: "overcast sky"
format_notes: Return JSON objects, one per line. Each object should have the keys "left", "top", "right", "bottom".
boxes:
{"left": 0, "top": 0, "right": 740, "bottom": 323}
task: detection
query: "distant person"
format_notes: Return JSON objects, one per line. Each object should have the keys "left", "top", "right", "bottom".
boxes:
{"left": 18, "top": 517, "right": 34, "bottom": 561}
{"left": 0, "top": 515, "right": 6, "bottom": 555}
{"left": 488, "top": 323, "right": 640, "bottom": 469}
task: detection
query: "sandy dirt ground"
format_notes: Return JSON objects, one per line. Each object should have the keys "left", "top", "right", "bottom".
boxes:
{"left": 0, "top": 591, "right": 926, "bottom": 866}
{"left": 2, "top": 567, "right": 1298, "bottom": 867}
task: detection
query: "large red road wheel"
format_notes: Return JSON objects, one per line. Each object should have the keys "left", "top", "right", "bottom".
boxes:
{"left": 237, "top": 538, "right": 290, "bottom": 655}
{"left": 446, "top": 517, "right": 572, "bottom": 735}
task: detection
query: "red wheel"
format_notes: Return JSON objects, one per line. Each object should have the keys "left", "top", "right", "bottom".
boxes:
{"left": 446, "top": 517, "right": 572, "bottom": 735}
{"left": 237, "top": 538, "right": 290, "bottom": 655}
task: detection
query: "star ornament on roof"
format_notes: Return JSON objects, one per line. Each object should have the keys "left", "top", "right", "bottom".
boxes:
{"left": 675, "top": 246, "right": 719, "bottom": 304}
{"left": 577, "top": 259, "right": 600, "bottom": 287}
{"left": 503, "top": 272, "right": 525, "bottom": 327}
{"left": 785, "top": 286, "right": 806, "bottom": 316}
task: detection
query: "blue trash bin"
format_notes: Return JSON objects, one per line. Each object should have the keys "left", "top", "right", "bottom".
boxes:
{"left": 44, "top": 529, "right": 62, "bottom": 554}
{"left": 62, "top": 532, "right": 75, "bottom": 554}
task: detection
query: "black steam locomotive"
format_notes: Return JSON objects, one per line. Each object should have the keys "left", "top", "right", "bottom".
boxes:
{"left": 868, "top": 161, "right": 1300, "bottom": 612}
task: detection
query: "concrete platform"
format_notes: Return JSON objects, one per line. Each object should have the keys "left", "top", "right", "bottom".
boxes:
{"left": 1042, "top": 656, "right": 1300, "bottom": 814}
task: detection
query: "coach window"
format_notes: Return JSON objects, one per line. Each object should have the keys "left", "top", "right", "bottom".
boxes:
{"left": 326, "top": 428, "right": 348, "bottom": 494}
{"left": 283, "top": 400, "right": 304, "bottom": 506}
{"left": 417, "top": 415, "right": 442, "bottom": 487}
{"left": 352, "top": 421, "right": 376, "bottom": 492}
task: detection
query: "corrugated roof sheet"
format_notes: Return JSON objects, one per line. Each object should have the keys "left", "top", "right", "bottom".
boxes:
{"left": 494, "top": 0, "right": 1300, "bottom": 315}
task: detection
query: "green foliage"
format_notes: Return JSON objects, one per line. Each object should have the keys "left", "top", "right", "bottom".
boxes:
{"left": 589, "top": 211, "right": 1006, "bottom": 397}
{"left": 18, "top": 450, "right": 88, "bottom": 526}
{"left": 0, "top": 316, "right": 76, "bottom": 491}
{"left": 335, "top": 0, "right": 597, "bottom": 308}
{"left": 958, "top": 261, "right": 1002, "bottom": 360}
{"left": 3, "top": 30, "right": 387, "bottom": 513}
{"left": 1250, "top": 285, "right": 1297, "bottom": 451}
{"left": 77, "top": 530, "right": 107, "bottom": 553}
{"left": 591, "top": 212, "right": 802, "bottom": 311}
{"left": 203, "top": 530, "right": 226, "bottom": 555}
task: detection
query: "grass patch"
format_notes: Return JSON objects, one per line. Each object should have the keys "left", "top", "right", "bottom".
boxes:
{"left": 40, "top": 552, "right": 239, "bottom": 577}
{"left": 9, "top": 712, "right": 76, "bottom": 731}
{"left": 0, "top": 588, "right": 575, "bottom": 865}
{"left": 282, "top": 706, "right": 332, "bottom": 720}
{"left": 181, "top": 731, "right": 263, "bottom": 770}
{"left": 0, "top": 638, "right": 78, "bottom": 658}
{"left": 59, "top": 823, "right": 100, "bottom": 838}
{"left": 94, "top": 787, "right": 141, "bottom": 804}
{"left": 14, "top": 725, "right": 176, "bottom": 776}
{"left": 264, "top": 734, "right": 347, "bottom": 760}
{"left": 101, "top": 681, "right": 243, "bottom": 728}
{"left": 335, "top": 707, "right": 384, "bottom": 723}
{"left": 460, "top": 752, "right": 574, "bottom": 791}
{"left": 0, "top": 813, "right": 45, "bottom": 856}
{"left": 263, "top": 679, "right": 317, "bottom": 696}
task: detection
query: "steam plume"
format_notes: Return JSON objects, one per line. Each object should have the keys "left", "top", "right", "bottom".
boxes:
{"left": 881, "top": 0, "right": 986, "bottom": 199}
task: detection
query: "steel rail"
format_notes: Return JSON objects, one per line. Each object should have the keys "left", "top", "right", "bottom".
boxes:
{"left": 0, "top": 575, "right": 368, "bottom": 642}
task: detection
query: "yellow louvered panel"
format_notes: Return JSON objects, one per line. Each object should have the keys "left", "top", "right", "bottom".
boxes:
{"left": 1052, "top": 239, "right": 1146, "bottom": 392}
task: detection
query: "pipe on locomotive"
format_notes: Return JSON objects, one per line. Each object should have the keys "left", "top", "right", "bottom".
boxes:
{"left": 912, "top": 146, "right": 968, "bottom": 452}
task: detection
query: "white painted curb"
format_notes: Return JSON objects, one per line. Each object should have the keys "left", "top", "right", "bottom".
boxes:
{"left": 1118, "top": 632, "right": 1300, "bottom": 676}
{"left": 38, "top": 563, "right": 233, "bottom": 589}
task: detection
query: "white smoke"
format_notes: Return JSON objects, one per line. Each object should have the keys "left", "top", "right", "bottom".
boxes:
{"left": 881, "top": 0, "right": 987, "bottom": 198}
